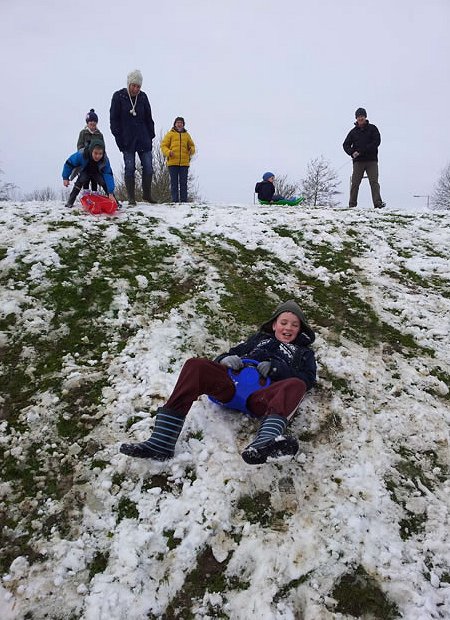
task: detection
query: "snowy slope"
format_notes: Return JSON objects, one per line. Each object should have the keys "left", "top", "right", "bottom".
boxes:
{"left": 0, "top": 200, "right": 449, "bottom": 619}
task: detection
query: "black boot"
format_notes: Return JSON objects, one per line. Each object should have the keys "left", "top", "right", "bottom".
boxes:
{"left": 142, "top": 173, "right": 156, "bottom": 204}
{"left": 65, "top": 185, "right": 81, "bottom": 208}
{"left": 125, "top": 177, "right": 136, "bottom": 206}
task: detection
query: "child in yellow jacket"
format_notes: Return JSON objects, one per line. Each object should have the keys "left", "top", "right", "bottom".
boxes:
{"left": 161, "top": 117, "right": 195, "bottom": 202}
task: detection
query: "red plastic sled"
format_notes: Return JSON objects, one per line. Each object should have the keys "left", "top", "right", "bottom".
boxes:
{"left": 80, "top": 192, "right": 118, "bottom": 215}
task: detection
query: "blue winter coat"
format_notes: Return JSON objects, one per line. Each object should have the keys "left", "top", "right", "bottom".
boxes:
{"left": 109, "top": 88, "right": 155, "bottom": 153}
{"left": 216, "top": 332, "right": 317, "bottom": 390}
{"left": 62, "top": 151, "right": 115, "bottom": 193}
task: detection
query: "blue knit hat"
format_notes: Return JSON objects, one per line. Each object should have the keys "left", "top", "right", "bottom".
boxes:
{"left": 262, "top": 172, "right": 275, "bottom": 181}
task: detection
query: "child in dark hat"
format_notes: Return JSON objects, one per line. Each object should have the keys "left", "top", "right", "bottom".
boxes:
{"left": 62, "top": 139, "right": 115, "bottom": 208}
{"left": 120, "top": 300, "right": 316, "bottom": 465}
{"left": 77, "top": 109, "right": 104, "bottom": 150}
{"left": 255, "top": 172, "right": 287, "bottom": 203}
{"left": 76, "top": 109, "right": 105, "bottom": 191}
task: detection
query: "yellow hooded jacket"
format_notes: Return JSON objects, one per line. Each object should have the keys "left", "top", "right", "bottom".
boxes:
{"left": 161, "top": 128, "right": 195, "bottom": 167}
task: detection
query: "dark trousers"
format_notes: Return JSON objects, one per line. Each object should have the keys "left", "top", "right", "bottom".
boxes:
{"left": 350, "top": 161, "right": 383, "bottom": 208}
{"left": 76, "top": 170, "right": 107, "bottom": 193}
{"left": 67, "top": 171, "right": 107, "bottom": 205}
{"left": 123, "top": 150, "right": 153, "bottom": 178}
{"left": 83, "top": 179, "right": 98, "bottom": 191}
{"left": 169, "top": 166, "right": 189, "bottom": 202}
{"left": 165, "top": 358, "right": 307, "bottom": 419}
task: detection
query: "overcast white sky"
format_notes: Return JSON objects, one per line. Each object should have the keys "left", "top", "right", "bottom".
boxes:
{"left": 1, "top": 0, "right": 449, "bottom": 208}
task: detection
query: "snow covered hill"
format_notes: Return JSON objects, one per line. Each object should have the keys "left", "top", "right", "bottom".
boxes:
{"left": 0, "top": 200, "right": 449, "bottom": 619}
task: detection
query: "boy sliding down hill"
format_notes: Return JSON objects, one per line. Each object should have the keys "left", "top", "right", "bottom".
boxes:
{"left": 62, "top": 139, "right": 115, "bottom": 208}
{"left": 120, "top": 300, "right": 317, "bottom": 465}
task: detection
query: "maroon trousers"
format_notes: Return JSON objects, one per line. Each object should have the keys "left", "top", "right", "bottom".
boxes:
{"left": 164, "top": 358, "right": 307, "bottom": 419}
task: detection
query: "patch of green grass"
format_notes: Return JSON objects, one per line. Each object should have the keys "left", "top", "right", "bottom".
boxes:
{"left": 330, "top": 565, "right": 400, "bottom": 618}
{"left": 269, "top": 228, "right": 435, "bottom": 355}
{"left": 384, "top": 446, "right": 448, "bottom": 540}
{"left": 169, "top": 229, "right": 292, "bottom": 340}
{"left": 274, "top": 571, "right": 313, "bottom": 603}
{"left": 112, "top": 472, "right": 126, "bottom": 487}
{"left": 298, "top": 409, "right": 342, "bottom": 442}
{"left": 428, "top": 366, "right": 450, "bottom": 400}
{"left": 90, "top": 459, "right": 109, "bottom": 470}
{"left": 125, "top": 415, "right": 145, "bottom": 430}
{"left": 236, "top": 491, "right": 275, "bottom": 527}
{"left": 384, "top": 267, "right": 450, "bottom": 298}
{"left": 163, "top": 529, "right": 182, "bottom": 551}
{"left": 164, "top": 546, "right": 231, "bottom": 619}
{"left": 142, "top": 474, "right": 172, "bottom": 493}
{"left": 116, "top": 497, "right": 139, "bottom": 522}
{"left": 88, "top": 551, "right": 110, "bottom": 580}
{"left": 399, "top": 512, "right": 427, "bottom": 541}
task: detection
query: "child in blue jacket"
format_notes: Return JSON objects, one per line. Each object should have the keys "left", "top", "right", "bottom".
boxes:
{"left": 62, "top": 139, "right": 115, "bottom": 208}
{"left": 120, "top": 300, "right": 317, "bottom": 465}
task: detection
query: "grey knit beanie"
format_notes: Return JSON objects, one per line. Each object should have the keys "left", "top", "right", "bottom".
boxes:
{"left": 127, "top": 70, "right": 143, "bottom": 87}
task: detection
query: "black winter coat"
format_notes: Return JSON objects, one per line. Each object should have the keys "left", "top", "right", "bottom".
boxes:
{"left": 216, "top": 332, "right": 317, "bottom": 390}
{"left": 343, "top": 121, "right": 381, "bottom": 162}
{"left": 255, "top": 180, "right": 275, "bottom": 201}
{"left": 110, "top": 88, "right": 155, "bottom": 153}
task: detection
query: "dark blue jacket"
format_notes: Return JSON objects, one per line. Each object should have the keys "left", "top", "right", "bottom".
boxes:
{"left": 62, "top": 150, "right": 115, "bottom": 193}
{"left": 255, "top": 180, "right": 275, "bottom": 201}
{"left": 217, "top": 332, "right": 317, "bottom": 390}
{"left": 343, "top": 120, "right": 381, "bottom": 162}
{"left": 110, "top": 88, "right": 155, "bottom": 153}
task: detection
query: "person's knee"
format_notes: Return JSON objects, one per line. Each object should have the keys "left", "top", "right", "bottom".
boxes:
{"left": 182, "top": 357, "right": 209, "bottom": 373}
{"left": 140, "top": 151, "right": 153, "bottom": 175}
{"left": 282, "top": 377, "right": 307, "bottom": 396}
{"left": 123, "top": 153, "right": 136, "bottom": 177}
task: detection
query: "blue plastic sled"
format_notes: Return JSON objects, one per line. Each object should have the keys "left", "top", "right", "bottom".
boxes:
{"left": 209, "top": 358, "right": 271, "bottom": 416}
{"left": 259, "top": 197, "right": 304, "bottom": 206}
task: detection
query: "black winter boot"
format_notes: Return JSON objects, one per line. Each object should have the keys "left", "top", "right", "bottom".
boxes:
{"left": 65, "top": 185, "right": 81, "bottom": 208}
{"left": 142, "top": 173, "right": 156, "bottom": 204}
{"left": 125, "top": 177, "right": 136, "bottom": 206}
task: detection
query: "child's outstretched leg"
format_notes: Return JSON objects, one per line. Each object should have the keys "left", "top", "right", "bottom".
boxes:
{"left": 242, "top": 377, "right": 307, "bottom": 464}
{"left": 120, "top": 408, "right": 185, "bottom": 460}
{"left": 119, "top": 358, "right": 235, "bottom": 460}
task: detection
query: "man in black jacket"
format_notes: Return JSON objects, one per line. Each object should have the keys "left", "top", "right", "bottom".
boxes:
{"left": 343, "top": 107, "right": 385, "bottom": 209}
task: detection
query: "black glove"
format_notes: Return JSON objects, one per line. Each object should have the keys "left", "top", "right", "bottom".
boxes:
{"left": 256, "top": 361, "right": 271, "bottom": 379}
{"left": 220, "top": 355, "right": 244, "bottom": 371}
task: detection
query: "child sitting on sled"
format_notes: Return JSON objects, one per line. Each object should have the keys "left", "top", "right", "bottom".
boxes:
{"left": 62, "top": 139, "right": 115, "bottom": 208}
{"left": 255, "top": 172, "right": 286, "bottom": 202}
{"left": 120, "top": 300, "right": 317, "bottom": 465}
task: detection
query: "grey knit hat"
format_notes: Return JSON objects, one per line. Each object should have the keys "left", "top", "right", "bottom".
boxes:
{"left": 260, "top": 300, "right": 315, "bottom": 344}
{"left": 127, "top": 69, "right": 143, "bottom": 87}
{"left": 355, "top": 107, "right": 367, "bottom": 118}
